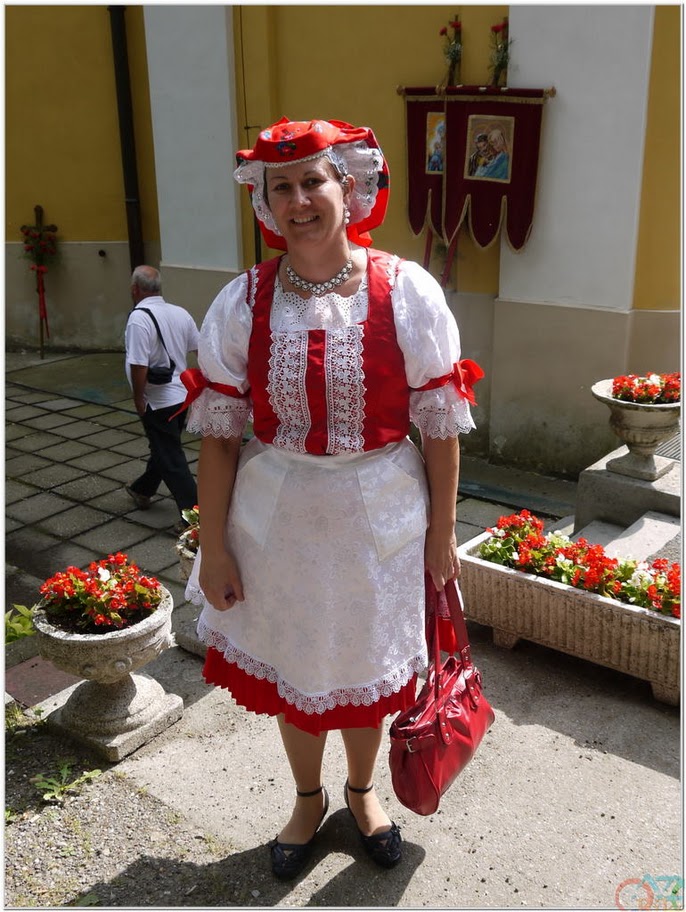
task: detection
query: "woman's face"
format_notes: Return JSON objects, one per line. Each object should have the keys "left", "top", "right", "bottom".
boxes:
{"left": 265, "top": 157, "right": 351, "bottom": 249}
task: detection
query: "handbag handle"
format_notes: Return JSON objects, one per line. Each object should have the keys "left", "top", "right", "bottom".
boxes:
{"left": 444, "top": 579, "right": 471, "bottom": 659}
{"left": 430, "top": 578, "right": 481, "bottom": 708}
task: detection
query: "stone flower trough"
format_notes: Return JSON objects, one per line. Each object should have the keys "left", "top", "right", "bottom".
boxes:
{"left": 457, "top": 531, "right": 680, "bottom": 705}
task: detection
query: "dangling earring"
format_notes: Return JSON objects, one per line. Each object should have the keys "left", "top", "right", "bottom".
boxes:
{"left": 344, "top": 206, "right": 351, "bottom": 225}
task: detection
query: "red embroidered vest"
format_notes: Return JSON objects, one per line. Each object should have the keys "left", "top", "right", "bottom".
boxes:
{"left": 247, "top": 250, "right": 410, "bottom": 455}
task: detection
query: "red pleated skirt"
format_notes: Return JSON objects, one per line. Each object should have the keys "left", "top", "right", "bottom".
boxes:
{"left": 202, "top": 617, "right": 457, "bottom": 736}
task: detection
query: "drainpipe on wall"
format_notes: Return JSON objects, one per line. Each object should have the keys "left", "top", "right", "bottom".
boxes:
{"left": 108, "top": 5, "right": 145, "bottom": 272}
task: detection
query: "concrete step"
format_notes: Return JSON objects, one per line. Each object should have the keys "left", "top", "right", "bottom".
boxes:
{"left": 574, "top": 510, "right": 681, "bottom": 563}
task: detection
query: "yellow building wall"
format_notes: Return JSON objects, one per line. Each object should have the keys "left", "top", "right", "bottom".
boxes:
{"left": 233, "top": 4, "right": 506, "bottom": 294}
{"left": 5, "top": 5, "right": 159, "bottom": 243}
{"left": 632, "top": 5, "right": 681, "bottom": 311}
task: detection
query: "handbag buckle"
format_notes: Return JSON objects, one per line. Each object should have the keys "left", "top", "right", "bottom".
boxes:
{"left": 406, "top": 738, "right": 417, "bottom": 753}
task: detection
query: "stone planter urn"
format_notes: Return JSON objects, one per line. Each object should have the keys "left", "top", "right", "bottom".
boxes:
{"left": 591, "top": 379, "right": 680, "bottom": 481}
{"left": 177, "top": 544, "right": 196, "bottom": 583}
{"left": 33, "top": 585, "right": 183, "bottom": 761}
{"left": 457, "top": 532, "right": 680, "bottom": 705}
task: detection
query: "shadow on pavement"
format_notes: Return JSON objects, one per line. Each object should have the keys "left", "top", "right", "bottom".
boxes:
{"left": 467, "top": 622, "right": 680, "bottom": 779}
{"left": 73, "top": 811, "right": 425, "bottom": 907}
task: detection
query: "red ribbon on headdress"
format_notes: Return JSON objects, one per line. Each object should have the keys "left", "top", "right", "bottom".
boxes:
{"left": 169, "top": 368, "right": 250, "bottom": 420}
{"left": 412, "top": 358, "right": 485, "bottom": 406}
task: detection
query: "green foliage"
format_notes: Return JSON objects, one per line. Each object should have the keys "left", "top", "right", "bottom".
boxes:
{"left": 5, "top": 604, "right": 36, "bottom": 644}
{"left": 30, "top": 760, "right": 102, "bottom": 804}
{"left": 70, "top": 893, "right": 101, "bottom": 907}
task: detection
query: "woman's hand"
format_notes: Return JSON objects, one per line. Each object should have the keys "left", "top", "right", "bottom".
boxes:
{"left": 199, "top": 548, "right": 245, "bottom": 611}
{"left": 424, "top": 525, "right": 461, "bottom": 591}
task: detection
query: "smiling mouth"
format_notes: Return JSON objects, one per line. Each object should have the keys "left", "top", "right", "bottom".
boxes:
{"left": 291, "top": 216, "right": 318, "bottom": 225}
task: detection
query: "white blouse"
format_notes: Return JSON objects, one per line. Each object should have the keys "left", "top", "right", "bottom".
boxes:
{"left": 186, "top": 257, "right": 475, "bottom": 447}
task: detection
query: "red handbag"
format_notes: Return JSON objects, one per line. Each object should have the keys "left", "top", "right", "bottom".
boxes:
{"left": 389, "top": 577, "right": 495, "bottom": 816}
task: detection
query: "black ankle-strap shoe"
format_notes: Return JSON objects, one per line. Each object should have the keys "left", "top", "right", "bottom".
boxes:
{"left": 269, "top": 786, "right": 329, "bottom": 881}
{"left": 344, "top": 781, "right": 402, "bottom": 868}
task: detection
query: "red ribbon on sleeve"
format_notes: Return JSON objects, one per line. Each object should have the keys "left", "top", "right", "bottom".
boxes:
{"left": 169, "top": 367, "right": 250, "bottom": 420}
{"left": 411, "top": 358, "right": 485, "bottom": 406}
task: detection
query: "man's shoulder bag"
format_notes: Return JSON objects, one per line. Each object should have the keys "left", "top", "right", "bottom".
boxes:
{"left": 136, "top": 307, "right": 176, "bottom": 385}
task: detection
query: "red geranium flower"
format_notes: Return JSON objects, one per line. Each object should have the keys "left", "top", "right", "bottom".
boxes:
{"left": 39, "top": 553, "right": 162, "bottom": 635}
{"left": 479, "top": 510, "right": 681, "bottom": 618}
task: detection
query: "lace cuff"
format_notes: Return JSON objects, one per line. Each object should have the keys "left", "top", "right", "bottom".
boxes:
{"left": 185, "top": 388, "right": 252, "bottom": 439}
{"left": 410, "top": 385, "right": 476, "bottom": 439}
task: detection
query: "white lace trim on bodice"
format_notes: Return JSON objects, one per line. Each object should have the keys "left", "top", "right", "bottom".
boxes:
{"left": 270, "top": 274, "right": 368, "bottom": 331}
{"left": 185, "top": 259, "right": 475, "bottom": 442}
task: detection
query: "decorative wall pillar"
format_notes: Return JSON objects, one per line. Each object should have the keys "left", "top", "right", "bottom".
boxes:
{"left": 143, "top": 6, "right": 241, "bottom": 320}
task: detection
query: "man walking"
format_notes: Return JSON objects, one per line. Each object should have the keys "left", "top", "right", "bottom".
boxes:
{"left": 124, "top": 265, "right": 199, "bottom": 530}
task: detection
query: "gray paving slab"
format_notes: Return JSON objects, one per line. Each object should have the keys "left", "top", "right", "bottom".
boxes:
{"left": 30, "top": 397, "right": 87, "bottom": 412}
{"left": 5, "top": 423, "right": 36, "bottom": 442}
{"left": 111, "top": 397, "right": 137, "bottom": 412}
{"left": 5, "top": 528, "right": 65, "bottom": 570}
{"left": 79, "top": 427, "right": 140, "bottom": 449}
{"left": 5, "top": 565, "right": 45, "bottom": 617}
{"left": 6, "top": 479, "right": 42, "bottom": 504}
{"left": 5, "top": 388, "right": 59, "bottom": 404}
{"left": 39, "top": 542, "right": 105, "bottom": 576}
{"left": 456, "top": 497, "right": 516, "bottom": 532}
{"left": 99, "top": 459, "right": 149, "bottom": 482}
{"left": 5, "top": 447, "right": 54, "bottom": 478}
{"left": 126, "top": 499, "right": 181, "bottom": 530}
{"left": 110, "top": 437, "right": 157, "bottom": 458}
{"left": 8, "top": 430, "right": 73, "bottom": 452}
{"left": 456, "top": 519, "right": 490, "bottom": 546}
{"left": 20, "top": 460, "right": 84, "bottom": 490}
{"left": 5, "top": 491, "right": 75, "bottom": 523}
{"left": 89, "top": 410, "right": 141, "bottom": 429}
{"left": 66, "top": 449, "right": 132, "bottom": 472}
{"left": 86, "top": 487, "right": 135, "bottom": 515}
{"left": 124, "top": 534, "right": 183, "bottom": 575}
{"left": 72, "top": 517, "right": 158, "bottom": 554}
{"left": 38, "top": 504, "right": 116, "bottom": 538}
{"left": 39, "top": 439, "right": 98, "bottom": 461}
{"left": 5, "top": 404, "right": 49, "bottom": 421}
{"left": 21, "top": 412, "right": 79, "bottom": 431}
{"left": 51, "top": 474, "right": 121, "bottom": 502}
{"left": 59, "top": 403, "right": 114, "bottom": 417}
{"left": 5, "top": 516, "right": 24, "bottom": 534}
{"left": 460, "top": 454, "right": 577, "bottom": 518}
{"left": 47, "top": 419, "right": 106, "bottom": 440}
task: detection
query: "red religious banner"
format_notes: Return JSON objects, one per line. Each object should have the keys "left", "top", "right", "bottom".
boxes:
{"left": 401, "top": 86, "right": 554, "bottom": 276}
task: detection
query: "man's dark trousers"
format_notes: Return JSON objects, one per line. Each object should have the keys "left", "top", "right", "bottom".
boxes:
{"left": 130, "top": 403, "right": 197, "bottom": 511}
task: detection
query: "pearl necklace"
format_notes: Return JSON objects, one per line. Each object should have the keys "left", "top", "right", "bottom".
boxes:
{"left": 285, "top": 258, "right": 353, "bottom": 296}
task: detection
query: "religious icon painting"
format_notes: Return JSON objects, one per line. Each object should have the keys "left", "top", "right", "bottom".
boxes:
{"left": 425, "top": 112, "right": 445, "bottom": 174}
{"left": 465, "top": 115, "right": 514, "bottom": 183}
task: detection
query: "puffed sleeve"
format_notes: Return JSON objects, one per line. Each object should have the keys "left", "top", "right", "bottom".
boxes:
{"left": 185, "top": 274, "right": 253, "bottom": 439}
{"left": 392, "top": 260, "right": 476, "bottom": 439}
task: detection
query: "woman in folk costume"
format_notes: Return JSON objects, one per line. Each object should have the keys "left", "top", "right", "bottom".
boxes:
{"left": 183, "top": 117, "right": 482, "bottom": 879}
